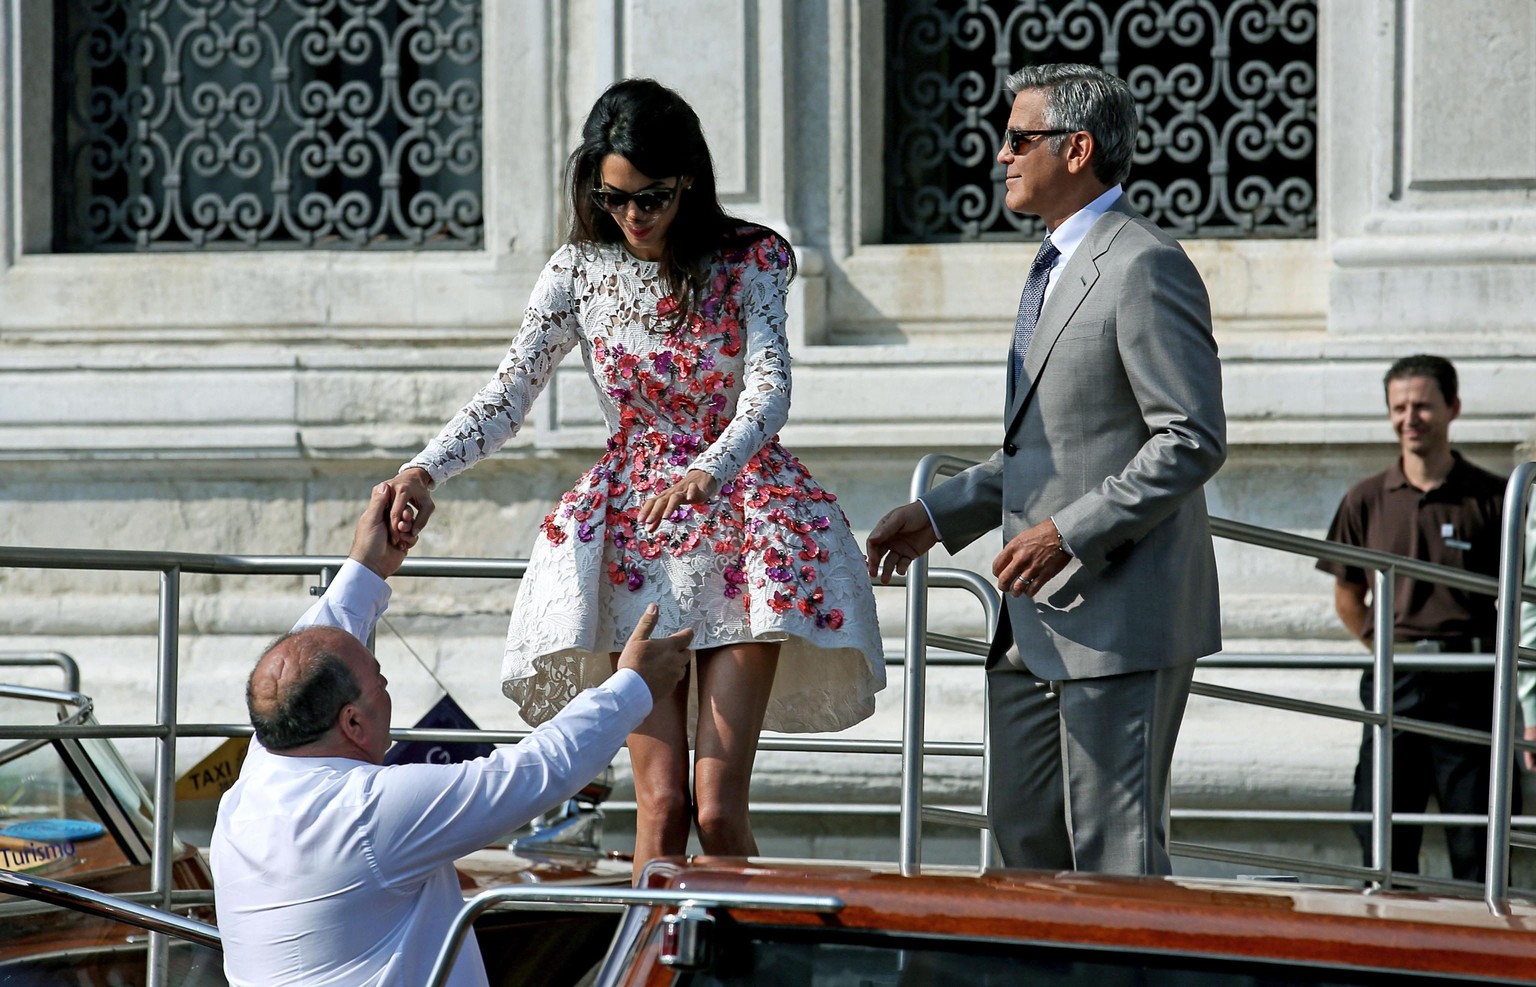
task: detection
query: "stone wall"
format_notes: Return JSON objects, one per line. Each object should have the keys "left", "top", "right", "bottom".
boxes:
{"left": 4, "top": 2, "right": 1536, "bottom": 877}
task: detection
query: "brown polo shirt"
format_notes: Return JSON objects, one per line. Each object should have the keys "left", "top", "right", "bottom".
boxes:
{"left": 1316, "top": 452, "right": 1504, "bottom": 646}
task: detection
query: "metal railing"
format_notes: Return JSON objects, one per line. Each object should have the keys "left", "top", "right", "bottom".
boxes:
{"left": 0, "top": 868, "right": 219, "bottom": 950}
{"left": 899, "top": 453, "right": 1536, "bottom": 903}
{"left": 0, "top": 652, "right": 80, "bottom": 693}
{"left": 900, "top": 454, "right": 1002, "bottom": 874}
{"left": 1488, "top": 461, "right": 1536, "bottom": 900}
{"left": 0, "top": 542, "right": 997, "bottom": 984}
{"left": 0, "top": 683, "right": 95, "bottom": 760}
{"left": 0, "top": 550, "right": 519, "bottom": 984}
{"left": 0, "top": 456, "right": 1533, "bottom": 981}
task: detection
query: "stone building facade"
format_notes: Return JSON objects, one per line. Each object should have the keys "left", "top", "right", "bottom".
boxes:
{"left": 2, "top": 1, "right": 1533, "bottom": 871}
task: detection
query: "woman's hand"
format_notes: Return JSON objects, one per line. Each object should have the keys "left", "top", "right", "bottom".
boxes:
{"left": 865, "top": 501, "right": 939, "bottom": 584}
{"left": 382, "top": 467, "right": 435, "bottom": 549}
{"left": 638, "top": 469, "right": 720, "bottom": 532}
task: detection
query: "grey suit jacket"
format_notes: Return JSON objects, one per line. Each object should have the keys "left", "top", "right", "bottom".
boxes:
{"left": 925, "top": 197, "right": 1226, "bottom": 680}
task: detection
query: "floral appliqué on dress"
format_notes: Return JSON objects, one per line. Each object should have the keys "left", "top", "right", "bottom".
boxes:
{"left": 407, "top": 232, "right": 885, "bottom": 734}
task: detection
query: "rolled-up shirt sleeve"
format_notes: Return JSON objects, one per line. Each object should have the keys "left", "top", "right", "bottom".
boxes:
{"left": 366, "top": 669, "right": 652, "bottom": 888}
{"left": 291, "top": 558, "right": 392, "bottom": 643}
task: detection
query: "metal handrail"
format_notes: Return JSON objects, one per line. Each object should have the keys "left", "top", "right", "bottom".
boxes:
{"left": 9, "top": 656, "right": 1531, "bottom": 753}
{"left": 0, "top": 684, "right": 96, "bottom": 768}
{"left": 0, "top": 547, "right": 529, "bottom": 579}
{"left": 0, "top": 539, "right": 995, "bottom": 986}
{"left": 1488, "top": 461, "right": 1536, "bottom": 902}
{"left": 0, "top": 888, "right": 215, "bottom": 921}
{"left": 0, "top": 682, "right": 92, "bottom": 714}
{"left": 1167, "top": 840, "right": 1479, "bottom": 895}
{"left": 424, "top": 887, "right": 845, "bottom": 987}
{"left": 0, "top": 457, "right": 1530, "bottom": 979}
{"left": 0, "top": 867, "right": 220, "bottom": 950}
{"left": 0, "top": 652, "right": 81, "bottom": 693}
{"left": 903, "top": 455, "right": 1536, "bottom": 899}
{"left": 0, "top": 725, "right": 990, "bottom": 757}
{"left": 1209, "top": 515, "right": 1536, "bottom": 604}
{"left": 901, "top": 453, "right": 1001, "bottom": 875}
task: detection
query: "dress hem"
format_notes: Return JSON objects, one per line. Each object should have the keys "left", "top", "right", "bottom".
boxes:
{"left": 501, "top": 630, "right": 884, "bottom": 736}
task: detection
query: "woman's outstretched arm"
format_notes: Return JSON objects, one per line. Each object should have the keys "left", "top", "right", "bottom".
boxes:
{"left": 384, "top": 246, "right": 582, "bottom": 546}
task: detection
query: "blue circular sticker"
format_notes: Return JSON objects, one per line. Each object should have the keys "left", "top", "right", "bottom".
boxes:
{"left": 1, "top": 819, "right": 106, "bottom": 843}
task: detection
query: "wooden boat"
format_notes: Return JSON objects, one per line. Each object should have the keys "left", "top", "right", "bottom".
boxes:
{"left": 10, "top": 671, "right": 1536, "bottom": 986}
{"left": 0, "top": 679, "right": 629, "bottom": 986}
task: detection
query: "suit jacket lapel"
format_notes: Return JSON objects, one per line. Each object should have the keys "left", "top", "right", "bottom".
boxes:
{"left": 1003, "top": 203, "right": 1133, "bottom": 432}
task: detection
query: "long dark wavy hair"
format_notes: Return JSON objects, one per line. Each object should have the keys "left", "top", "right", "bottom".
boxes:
{"left": 566, "top": 79, "right": 795, "bottom": 327}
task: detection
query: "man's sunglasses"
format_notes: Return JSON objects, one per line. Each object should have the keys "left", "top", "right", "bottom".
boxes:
{"left": 1003, "top": 128, "right": 1074, "bottom": 154}
{"left": 589, "top": 184, "right": 681, "bottom": 215}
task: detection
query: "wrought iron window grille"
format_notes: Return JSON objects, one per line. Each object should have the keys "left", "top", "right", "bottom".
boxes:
{"left": 885, "top": 0, "right": 1318, "bottom": 242}
{"left": 52, "top": 0, "right": 484, "bottom": 252}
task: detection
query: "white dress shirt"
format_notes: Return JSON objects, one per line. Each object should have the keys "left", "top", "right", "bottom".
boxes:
{"left": 1039, "top": 184, "right": 1123, "bottom": 305}
{"left": 211, "top": 559, "right": 653, "bottom": 987}
{"left": 919, "top": 185, "right": 1124, "bottom": 551}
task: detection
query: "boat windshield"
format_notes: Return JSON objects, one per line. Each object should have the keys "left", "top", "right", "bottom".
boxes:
{"left": 682, "top": 927, "right": 1492, "bottom": 987}
{"left": 0, "top": 696, "right": 141, "bottom": 881}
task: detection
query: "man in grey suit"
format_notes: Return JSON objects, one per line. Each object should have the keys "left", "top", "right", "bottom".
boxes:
{"left": 866, "top": 64, "right": 1226, "bottom": 875}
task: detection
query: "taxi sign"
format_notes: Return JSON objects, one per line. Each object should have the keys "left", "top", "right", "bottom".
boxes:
{"left": 175, "top": 737, "right": 251, "bottom": 801}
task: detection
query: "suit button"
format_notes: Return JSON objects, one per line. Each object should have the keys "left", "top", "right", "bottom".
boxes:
{"left": 1003, "top": 442, "right": 1018, "bottom": 456}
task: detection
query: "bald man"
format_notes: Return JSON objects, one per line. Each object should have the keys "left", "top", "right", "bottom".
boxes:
{"left": 211, "top": 485, "right": 693, "bottom": 987}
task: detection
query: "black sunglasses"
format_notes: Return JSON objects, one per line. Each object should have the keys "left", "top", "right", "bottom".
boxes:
{"left": 589, "top": 183, "right": 681, "bottom": 215}
{"left": 1004, "top": 128, "right": 1074, "bottom": 154}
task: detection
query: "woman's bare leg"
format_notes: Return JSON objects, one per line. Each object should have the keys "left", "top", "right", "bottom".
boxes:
{"left": 612, "top": 651, "right": 692, "bottom": 883}
{"left": 691, "top": 642, "right": 780, "bottom": 856}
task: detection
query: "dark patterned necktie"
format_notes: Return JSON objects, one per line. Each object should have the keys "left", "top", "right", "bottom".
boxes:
{"left": 1010, "top": 235, "right": 1060, "bottom": 391}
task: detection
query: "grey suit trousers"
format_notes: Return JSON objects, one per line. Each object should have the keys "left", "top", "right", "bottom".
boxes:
{"left": 986, "top": 649, "right": 1194, "bottom": 875}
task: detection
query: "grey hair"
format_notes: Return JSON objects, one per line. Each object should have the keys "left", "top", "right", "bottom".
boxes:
{"left": 247, "top": 631, "right": 362, "bottom": 751}
{"left": 1005, "top": 63, "right": 1138, "bottom": 186}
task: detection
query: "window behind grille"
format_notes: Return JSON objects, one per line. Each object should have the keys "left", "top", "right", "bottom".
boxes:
{"left": 884, "top": 1, "right": 1318, "bottom": 242}
{"left": 52, "top": 0, "right": 484, "bottom": 251}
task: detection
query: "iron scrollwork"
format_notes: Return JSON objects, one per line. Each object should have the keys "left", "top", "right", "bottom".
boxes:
{"left": 886, "top": 0, "right": 1317, "bottom": 241}
{"left": 54, "top": 0, "right": 483, "bottom": 251}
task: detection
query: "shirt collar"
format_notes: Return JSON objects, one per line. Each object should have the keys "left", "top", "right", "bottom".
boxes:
{"left": 1386, "top": 450, "right": 1467, "bottom": 492}
{"left": 1047, "top": 185, "right": 1123, "bottom": 265}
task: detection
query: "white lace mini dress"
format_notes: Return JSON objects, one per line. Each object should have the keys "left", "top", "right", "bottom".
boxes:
{"left": 405, "top": 232, "right": 886, "bottom": 733}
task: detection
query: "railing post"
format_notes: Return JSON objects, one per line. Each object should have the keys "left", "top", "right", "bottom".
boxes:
{"left": 1370, "top": 567, "right": 1395, "bottom": 890}
{"left": 897, "top": 456, "right": 1003, "bottom": 873}
{"left": 900, "top": 458, "right": 939, "bottom": 875}
{"left": 973, "top": 572, "right": 1003, "bottom": 871}
{"left": 147, "top": 566, "right": 180, "bottom": 987}
{"left": 1486, "top": 462, "right": 1535, "bottom": 904}
{"left": 980, "top": 696, "right": 996, "bottom": 870}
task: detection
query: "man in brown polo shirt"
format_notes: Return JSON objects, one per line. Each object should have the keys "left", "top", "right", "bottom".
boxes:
{"left": 1318, "top": 354, "right": 1508, "bottom": 882}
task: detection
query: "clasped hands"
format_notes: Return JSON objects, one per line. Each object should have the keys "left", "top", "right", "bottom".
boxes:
{"left": 865, "top": 501, "right": 1069, "bottom": 599}
{"left": 355, "top": 479, "right": 691, "bottom": 700}
{"left": 382, "top": 467, "right": 436, "bottom": 550}
{"left": 379, "top": 466, "right": 722, "bottom": 549}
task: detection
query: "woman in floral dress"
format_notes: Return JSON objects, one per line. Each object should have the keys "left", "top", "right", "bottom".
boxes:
{"left": 382, "top": 79, "right": 884, "bottom": 877}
